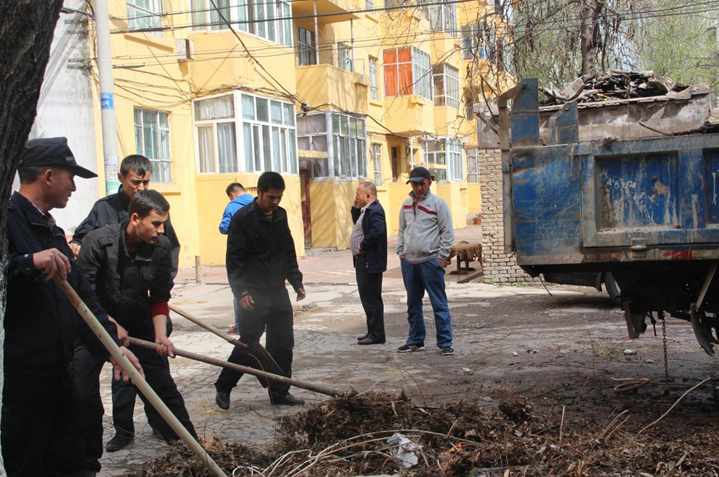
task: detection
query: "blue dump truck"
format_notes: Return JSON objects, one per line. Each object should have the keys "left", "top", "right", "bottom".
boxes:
{"left": 499, "top": 77, "right": 719, "bottom": 355}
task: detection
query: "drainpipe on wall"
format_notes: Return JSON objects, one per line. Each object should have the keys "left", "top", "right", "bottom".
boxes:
{"left": 350, "top": 19, "right": 355, "bottom": 73}
{"left": 95, "top": 0, "right": 121, "bottom": 196}
{"left": 313, "top": 0, "right": 320, "bottom": 65}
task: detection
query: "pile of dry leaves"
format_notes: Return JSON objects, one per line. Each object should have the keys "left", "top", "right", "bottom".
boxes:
{"left": 128, "top": 392, "right": 719, "bottom": 477}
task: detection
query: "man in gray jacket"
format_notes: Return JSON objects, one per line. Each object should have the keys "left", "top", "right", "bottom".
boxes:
{"left": 396, "top": 167, "right": 455, "bottom": 356}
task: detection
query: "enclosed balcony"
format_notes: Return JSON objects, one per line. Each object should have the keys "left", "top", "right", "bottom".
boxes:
{"left": 292, "top": 0, "right": 360, "bottom": 23}
{"left": 295, "top": 44, "right": 368, "bottom": 114}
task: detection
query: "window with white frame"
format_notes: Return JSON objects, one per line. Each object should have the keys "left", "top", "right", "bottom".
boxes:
{"left": 448, "top": 139, "right": 463, "bottom": 180}
{"left": 337, "top": 43, "right": 354, "bottom": 72}
{"left": 423, "top": 0, "right": 457, "bottom": 36}
{"left": 134, "top": 109, "right": 172, "bottom": 183}
{"left": 465, "top": 97, "right": 474, "bottom": 120}
{"left": 194, "top": 93, "right": 297, "bottom": 175}
{"left": 240, "top": 94, "right": 297, "bottom": 174}
{"left": 366, "top": 0, "right": 374, "bottom": 9}
{"left": 191, "top": 0, "right": 293, "bottom": 47}
{"left": 424, "top": 138, "right": 462, "bottom": 181}
{"left": 127, "top": 0, "right": 163, "bottom": 32}
{"left": 332, "top": 114, "right": 366, "bottom": 177}
{"left": 461, "top": 24, "right": 489, "bottom": 60}
{"left": 296, "top": 113, "right": 366, "bottom": 178}
{"left": 195, "top": 95, "right": 237, "bottom": 174}
{"left": 369, "top": 57, "right": 379, "bottom": 100}
{"left": 383, "top": 46, "right": 431, "bottom": 100}
{"left": 466, "top": 147, "right": 480, "bottom": 183}
{"left": 433, "top": 64, "right": 459, "bottom": 108}
{"left": 372, "top": 143, "right": 382, "bottom": 185}
{"left": 296, "top": 27, "right": 316, "bottom": 66}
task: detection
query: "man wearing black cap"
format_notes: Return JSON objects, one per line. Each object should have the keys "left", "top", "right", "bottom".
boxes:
{"left": 3, "top": 137, "right": 142, "bottom": 477}
{"left": 396, "top": 166, "right": 455, "bottom": 356}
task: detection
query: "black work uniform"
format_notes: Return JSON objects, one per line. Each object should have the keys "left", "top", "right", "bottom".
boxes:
{"left": 3, "top": 192, "right": 122, "bottom": 477}
{"left": 215, "top": 200, "right": 304, "bottom": 398}
{"left": 351, "top": 200, "right": 388, "bottom": 342}
{"left": 75, "top": 221, "right": 197, "bottom": 468}
{"left": 70, "top": 186, "right": 179, "bottom": 446}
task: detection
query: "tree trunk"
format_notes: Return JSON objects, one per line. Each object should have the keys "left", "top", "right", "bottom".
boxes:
{"left": 0, "top": 0, "right": 64, "bottom": 472}
{"left": 580, "top": 0, "right": 605, "bottom": 76}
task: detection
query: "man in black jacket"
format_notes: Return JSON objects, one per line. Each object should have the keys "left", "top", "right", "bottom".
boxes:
{"left": 76, "top": 190, "right": 197, "bottom": 469}
{"left": 70, "top": 154, "right": 178, "bottom": 452}
{"left": 3, "top": 137, "right": 142, "bottom": 477}
{"left": 350, "top": 182, "right": 388, "bottom": 345}
{"left": 70, "top": 154, "right": 180, "bottom": 275}
{"left": 214, "top": 172, "right": 306, "bottom": 410}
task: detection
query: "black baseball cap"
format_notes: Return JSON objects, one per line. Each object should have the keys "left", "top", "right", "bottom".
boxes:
{"left": 18, "top": 137, "right": 97, "bottom": 179}
{"left": 406, "top": 166, "right": 431, "bottom": 184}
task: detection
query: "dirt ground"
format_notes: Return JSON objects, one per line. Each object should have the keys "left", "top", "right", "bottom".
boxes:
{"left": 96, "top": 239, "right": 719, "bottom": 476}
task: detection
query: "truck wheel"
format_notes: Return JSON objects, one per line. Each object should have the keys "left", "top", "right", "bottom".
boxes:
{"left": 605, "top": 273, "right": 622, "bottom": 304}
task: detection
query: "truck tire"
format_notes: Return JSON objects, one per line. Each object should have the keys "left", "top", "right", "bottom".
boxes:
{"left": 605, "top": 273, "right": 621, "bottom": 304}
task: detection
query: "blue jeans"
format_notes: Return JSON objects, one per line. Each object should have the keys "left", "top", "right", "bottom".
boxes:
{"left": 401, "top": 258, "right": 453, "bottom": 348}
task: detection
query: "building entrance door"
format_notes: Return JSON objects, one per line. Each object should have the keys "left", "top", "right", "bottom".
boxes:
{"left": 299, "top": 169, "right": 312, "bottom": 249}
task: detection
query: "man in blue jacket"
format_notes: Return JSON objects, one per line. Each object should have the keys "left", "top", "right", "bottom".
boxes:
{"left": 220, "top": 182, "right": 254, "bottom": 335}
{"left": 219, "top": 182, "right": 253, "bottom": 234}
{"left": 350, "top": 182, "right": 387, "bottom": 345}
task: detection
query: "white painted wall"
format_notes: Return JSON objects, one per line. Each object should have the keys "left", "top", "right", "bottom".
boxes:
{"left": 21, "top": 0, "right": 100, "bottom": 234}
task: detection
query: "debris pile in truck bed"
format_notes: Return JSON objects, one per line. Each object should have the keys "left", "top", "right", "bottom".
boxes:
{"left": 126, "top": 392, "right": 719, "bottom": 477}
{"left": 540, "top": 71, "right": 691, "bottom": 105}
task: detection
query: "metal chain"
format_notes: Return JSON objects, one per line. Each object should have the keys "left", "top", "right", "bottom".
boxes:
{"left": 661, "top": 314, "right": 671, "bottom": 382}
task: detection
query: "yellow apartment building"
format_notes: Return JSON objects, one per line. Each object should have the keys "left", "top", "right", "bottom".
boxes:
{"left": 92, "top": 0, "right": 503, "bottom": 267}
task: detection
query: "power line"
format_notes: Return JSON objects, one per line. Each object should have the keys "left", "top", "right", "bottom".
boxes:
{"left": 102, "top": 0, "right": 719, "bottom": 64}
{"left": 110, "top": 0, "right": 481, "bottom": 33}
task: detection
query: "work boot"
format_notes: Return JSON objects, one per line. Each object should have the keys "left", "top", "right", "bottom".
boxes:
{"left": 270, "top": 393, "right": 305, "bottom": 406}
{"left": 105, "top": 433, "right": 133, "bottom": 452}
{"left": 215, "top": 391, "right": 231, "bottom": 410}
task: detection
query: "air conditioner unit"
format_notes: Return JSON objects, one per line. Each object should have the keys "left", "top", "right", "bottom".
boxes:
{"left": 176, "top": 39, "right": 194, "bottom": 62}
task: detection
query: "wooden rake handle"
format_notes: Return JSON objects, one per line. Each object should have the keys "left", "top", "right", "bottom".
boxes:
{"left": 129, "top": 336, "right": 343, "bottom": 398}
{"left": 53, "top": 277, "right": 227, "bottom": 477}
{"left": 169, "top": 303, "right": 247, "bottom": 348}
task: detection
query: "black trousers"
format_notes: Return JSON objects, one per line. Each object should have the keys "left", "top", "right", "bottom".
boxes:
{"left": 1, "top": 373, "right": 86, "bottom": 477}
{"left": 355, "top": 254, "right": 385, "bottom": 342}
{"left": 130, "top": 347, "right": 197, "bottom": 443}
{"left": 111, "top": 317, "right": 172, "bottom": 437}
{"left": 72, "top": 339, "right": 197, "bottom": 471}
{"left": 215, "top": 288, "right": 294, "bottom": 397}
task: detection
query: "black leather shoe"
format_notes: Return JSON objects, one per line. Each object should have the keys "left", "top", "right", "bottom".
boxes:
{"left": 270, "top": 393, "right": 305, "bottom": 406}
{"left": 105, "top": 433, "right": 133, "bottom": 452}
{"left": 357, "top": 334, "right": 369, "bottom": 341}
{"left": 215, "top": 391, "right": 230, "bottom": 410}
{"left": 358, "top": 337, "right": 385, "bottom": 345}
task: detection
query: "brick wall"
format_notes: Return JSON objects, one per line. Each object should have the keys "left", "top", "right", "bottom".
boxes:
{"left": 478, "top": 149, "right": 537, "bottom": 283}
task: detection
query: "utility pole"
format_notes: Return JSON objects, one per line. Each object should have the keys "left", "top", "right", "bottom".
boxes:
{"left": 94, "top": 0, "right": 120, "bottom": 195}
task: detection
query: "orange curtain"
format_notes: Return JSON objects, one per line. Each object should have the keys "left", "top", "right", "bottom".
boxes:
{"left": 384, "top": 64, "right": 398, "bottom": 96}
{"left": 398, "top": 48, "right": 413, "bottom": 95}
{"left": 383, "top": 49, "right": 398, "bottom": 96}
{"left": 399, "top": 64, "right": 413, "bottom": 95}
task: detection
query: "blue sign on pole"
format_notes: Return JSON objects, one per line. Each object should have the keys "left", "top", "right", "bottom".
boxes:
{"left": 100, "top": 93, "right": 114, "bottom": 110}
